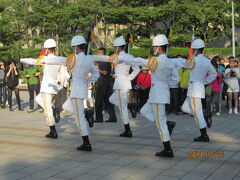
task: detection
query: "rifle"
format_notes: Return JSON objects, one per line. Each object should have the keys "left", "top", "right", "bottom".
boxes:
{"left": 85, "top": 23, "right": 95, "bottom": 55}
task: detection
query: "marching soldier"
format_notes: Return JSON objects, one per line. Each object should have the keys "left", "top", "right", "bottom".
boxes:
{"left": 117, "top": 34, "right": 179, "bottom": 157}
{"left": 39, "top": 35, "right": 99, "bottom": 151}
{"left": 20, "top": 39, "right": 63, "bottom": 139}
{"left": 93, "top": 37, "right": 140, "bottom": 137}
{"left": 170, "top": 39, "right": 217, "bottom": 142}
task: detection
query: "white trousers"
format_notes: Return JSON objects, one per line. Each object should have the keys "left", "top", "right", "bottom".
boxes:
{"left": 84, "top": 89, "right": 94, "bottom": 109}
{"left": 63, "top": 98, "right": 89, "bottom": 136}
{"left": 42, "top": 93, "right": 55, "bottom": 127}
{"left": 109, "top": 89, "right": 129, "bottom": 125}
{"left": 182, "top": 97, "right": 207, "bottom": 129}
{"left": 141, "top": 103, "right": 170, "bottom": 142}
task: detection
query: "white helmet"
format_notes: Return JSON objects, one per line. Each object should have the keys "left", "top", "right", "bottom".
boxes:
{"left": 114, "top": 37, "right": 126, "bottom": 47}
{"left": 44, "top": 39, "right": 56, "bottom": 48}
{"left": 192, "top": 39, "right": 205, "bottom": 49}
{"left": 152, "top": 34, "right": 169, "bottom": 46}
{"left": 71, "top": 35, "right": 86, "bottom": 46}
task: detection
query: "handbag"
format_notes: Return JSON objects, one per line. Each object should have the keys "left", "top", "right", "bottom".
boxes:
{"left": 205, "top": 85, "right": 212, "bottom": 96}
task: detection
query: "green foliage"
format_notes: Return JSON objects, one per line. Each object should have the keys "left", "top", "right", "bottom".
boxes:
{"left": 0, "top": 0, "right": 239, "bottom": 56}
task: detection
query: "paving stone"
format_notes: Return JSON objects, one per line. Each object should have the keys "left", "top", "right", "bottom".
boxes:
{"left": 0, "top": 91, "right": 240, "bottom": 180}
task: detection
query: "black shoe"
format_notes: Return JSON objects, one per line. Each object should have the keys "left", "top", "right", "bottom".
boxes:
{"left": 106, "top": 118, "right": 117, "bottom": 123}
{"left": 1, "top": 104, "right": 5, "bottom": 109}
{"left": 85, "top": 109, "right": 94, "bottom": 128}
{"left": 175, "top": 111, "right": 184, "bottom": 115}
{"left": 9, "top": 108, "right": 13, "bottom": 111}
{"left": 155, "top": 149, "right": 174, "bottom": 158}
{"left": 77, "top": 144, "right": 92, "bottom": 151}
{"left": 45, "top": 131, "right": 58, "bottom": 139}
{"left": 53, "top": 108, "right": 61, "bottom": 123}
{"left": 120, "top": 131, "right": 133, "bottom": 138}
{"left": 167, "top": 121, "right": 176, "bottom": 136}
{"left": 94, "top": 119, "right": 103, "bottom": 123}
{"left": 194, "top": 135, "right": 209, "bottom": 142}
{"left": 18, "top": 108, "right": 24, "bottom": 111}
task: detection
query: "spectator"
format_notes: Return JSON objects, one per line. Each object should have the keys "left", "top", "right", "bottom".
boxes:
{"left": 224, "top": 57, "right": 240, "bottom": 114}
{"left": 94, "top": 48, "right": 117, "bottom": 122}
{"left": 208, "top": 58, "right": 222, "bottom": 116}
{"left": 135, "top": 67, "right": 151, "bottom": 109}
{"left": 6, "top": 60, "right": 23, "bottom": 111}
{"left": 0, "top": 60, "right": 7, "bottom": 108}
{"left": 21, "top": 65, "right": 43, "bottom": 112}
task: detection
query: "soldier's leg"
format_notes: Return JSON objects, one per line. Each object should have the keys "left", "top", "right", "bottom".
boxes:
{"left": 118, "top": 89, "right": 132, "bottom": 137}
{"left": 73, "top": 98, "right": 91, "bottom": 151}
{"left": 154, "top": 103, "right": 173, "bottom": 158}
{"left": 42, "top": 93, "right": 57, "bottom": 139}
{"left": 190, "top": 97, "right": 209, "bottom": 142}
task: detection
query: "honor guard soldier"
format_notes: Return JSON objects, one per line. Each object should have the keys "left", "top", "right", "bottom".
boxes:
{"left": 20, "top": 39, "right": 64, "bottom": 139}
{"left": 171, "top": 39, "right": 217, "bottom": 142}
{"left": 117, "top": 34, "right": 180, "bottom": 158}
{"left": 93, "top": 37, "right": 140, "bottom": 137}
{"left": 41, "top": 35, "right": 99, "bottom": 151}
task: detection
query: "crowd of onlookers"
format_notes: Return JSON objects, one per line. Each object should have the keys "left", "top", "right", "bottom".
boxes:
{"left": 0, "top": 53, "right": 240, "bottom": 121}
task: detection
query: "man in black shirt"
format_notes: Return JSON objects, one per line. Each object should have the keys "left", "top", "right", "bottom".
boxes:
{"left": 95, "top": 48, "right": 117, "bottom": 122}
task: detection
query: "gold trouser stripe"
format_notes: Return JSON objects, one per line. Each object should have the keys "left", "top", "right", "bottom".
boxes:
{"left": 156, "top": 104, "right": 164, "bottom": 141}
{"left": 42, "top": 93, "right": 50, "bottom": 126}
{"left": 74, "top": 98, "right": 83, "bottom": 136}
{"left": 117, "top": 89, "right": 124, "bottom": 124}
{"left": 192, "top": 98, "right": 200, "bottom": 129}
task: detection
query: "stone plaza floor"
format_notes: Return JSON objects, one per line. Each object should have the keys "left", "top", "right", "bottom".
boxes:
{"left": 0, "top": 91, "right": 240, "bottom": 180}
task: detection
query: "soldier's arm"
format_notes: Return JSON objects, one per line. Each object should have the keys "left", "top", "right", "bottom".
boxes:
{"left": 169, "top": 58, "right": 193, "bottom": 68}
{"left": 119, "top": 57, "right": 148, "bottom": 67}
{"left": 170, "top": 64, "right": 180, "bottom": 86}
{"left": 86, "top": 63, "right": 100, "bottom": 84}
{"left": 205, "top": 64, "right": 217, "bottom": 84}
{"left": 20, "top": 58, "right": 38, "bottom": 65}
{"left": 91, "top": 55, "right": 110, "bottom": 62}
{"left": 128, "top": 65, "right": 140, "bottom": 81}
{"left": 44, "top": 56, "right": 66, "bottom": 65}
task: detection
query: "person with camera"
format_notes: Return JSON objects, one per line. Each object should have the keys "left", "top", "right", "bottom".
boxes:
{"left": 0, "top": 60, "right": 7, "bottom": 109}
{"left": 6, "top": 60, "right": 23, "bottom": 111}
{"left": 224, "top": 56, "right": 240, "bottom": 114}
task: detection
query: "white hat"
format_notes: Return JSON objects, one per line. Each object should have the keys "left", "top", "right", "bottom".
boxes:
{"left": 152, "top": 34, "right": 169, "bottom": 46}
{"left": 192, "top": 39, "right": 205, "bottom": 49}
{"left": 71, "top": 35, "right": 86, "bottom": 46}
{"left": 114, "top": 37, "right": 126, "bottom": 46}
{"left": 44, "top": 39, "right": 56, "bottom": 48}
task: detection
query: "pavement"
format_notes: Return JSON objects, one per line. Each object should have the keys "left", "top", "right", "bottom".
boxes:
{"left": 0, "top": 91, "right": 240, "bottom": 180}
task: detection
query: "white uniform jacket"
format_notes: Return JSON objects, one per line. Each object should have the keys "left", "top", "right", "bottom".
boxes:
{"left": 92, "top": 51, "right": 140, "bottom": 90}
{"left": 20, "top": 54, "right": 61, "bottom": 94}
{"left": 119, "top": 54, "right": 179, "bottom": 104}
{"left": 43, "top": 52, "right": 99, "bottom": 99}
{"left": 170, "top": 54, "right": 217, "bottom": 98}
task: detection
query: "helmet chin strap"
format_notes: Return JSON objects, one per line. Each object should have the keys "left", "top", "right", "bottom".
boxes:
{"left": 153, "top": 47, "right": 159, "bottom": 56}
{"left": 45, "top": 49, "right": 48, "bottom": 56}
{"left": 115, "top": 47, "right": 119, "bottom": 54}
{"left": 166, "top": 45, "right": 169, "bottom": 56}
{"left": 74, "top": 46, "right": 77, "bottom": 55}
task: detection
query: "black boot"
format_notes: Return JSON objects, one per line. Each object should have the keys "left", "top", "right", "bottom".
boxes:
{"left": 84, "top": 108, "right": 94, "bottom": 128}
{"left": 53, "top": 108, "right": 61, "bottom": 123}
{"left": 194, "top": 128, "right": 209, "bottom": 142}
{"left": 77, "top": 136, "right": 92, "bottom": 151}
{"left": 45, "top": 125, "right": 58, "bottom": 139}
{"left": 120, "top": 124, "right": 132, "bottom": 137}
{"left": 167, "top": 121, "right": 176, "bottom": 136}
{"left": 155, "top": 141, "right": 174, "bottom": 158}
